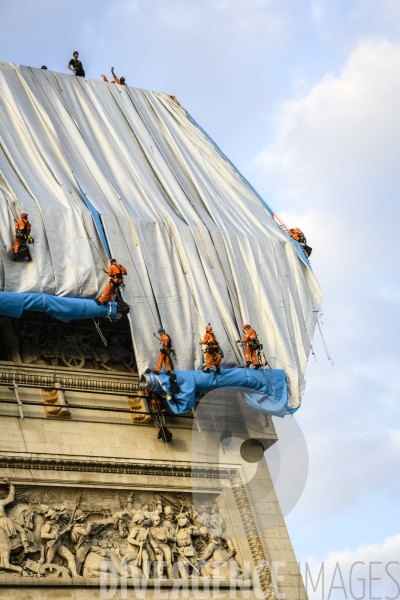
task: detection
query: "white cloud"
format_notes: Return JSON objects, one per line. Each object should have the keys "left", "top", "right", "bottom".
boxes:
{"left": 256, "top": 39, "right": 400, "bottom": 213}
{"left": 254, "top": 40, "right": 400, "bottom": 534}
{"left": 304, "top": 533, "right": 400, "bottom": 599}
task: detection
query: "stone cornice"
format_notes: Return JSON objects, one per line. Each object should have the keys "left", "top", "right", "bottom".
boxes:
{"left": 0, "top": 454, "right": 230, "bottom": 478}
{"left": 0, "top": 363, "right": 139, "bottom": 395}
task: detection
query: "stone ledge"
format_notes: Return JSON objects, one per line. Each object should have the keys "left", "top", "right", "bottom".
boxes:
{"left": 0, "top": 453, "right": 235, "bottom": 479}
{"left": 0, "top": 362, "right": 139, "bottom": 395}
{"left": 0, "top": 577, "right": 252, "bottom": 589}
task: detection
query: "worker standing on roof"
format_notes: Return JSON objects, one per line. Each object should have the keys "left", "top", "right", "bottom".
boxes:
{"left": 96, "top": 258, "right": 127, "bottom": 305}
{"left": 154, "top": 328, "right": 174, "bottom": 375}
{"left": 67, "top": 52, "right": 85, "bottom": 77}
{"left": 199, "top": 324, "right": 222, "bottom": 374}
{"left": 288, "top": 228, "right": 312, "bottom": 258}
{"left": 237, "top": 324, "right": 260, "bottom": 369}
{"left": 13, "top": 213, "right": 34, "bottom": 261}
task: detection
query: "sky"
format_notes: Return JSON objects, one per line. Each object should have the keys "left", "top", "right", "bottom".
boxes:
{"left": 2, "top": 0, "right": 400, "bottom": 596}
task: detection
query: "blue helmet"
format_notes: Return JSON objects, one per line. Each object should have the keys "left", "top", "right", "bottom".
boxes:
{"left": 158, "top": 327, "right": 165, "bottom": 334}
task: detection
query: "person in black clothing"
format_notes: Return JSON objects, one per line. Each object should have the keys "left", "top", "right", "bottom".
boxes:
{"left": 67, "top": 52, "right": 85, "bottom": 77}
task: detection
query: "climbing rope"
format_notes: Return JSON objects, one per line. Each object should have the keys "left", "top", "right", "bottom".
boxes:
{"left": 93, "top": 318, "right": 108, "bottom": 346}
{"left": 317, "top": 315, "right": 334, "bottom": 366}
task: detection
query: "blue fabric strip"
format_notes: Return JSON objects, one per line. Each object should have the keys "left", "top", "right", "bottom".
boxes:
{"left": 148, "top": 367, "right": 290, "bottom": 417}
{"left": 186, "top": 115, "right": 313, "bottom": 271}
{"left": 74, "top": 177, "right": 111, "bottom": 258}
{"left": 292, "top": 239, "right": 312, "bottom": 269}
{"left": 186, "top": 112, "right": 274, "bottom": 217}
{"left": 0, "top": 292, "right": 118, "bottom": 323}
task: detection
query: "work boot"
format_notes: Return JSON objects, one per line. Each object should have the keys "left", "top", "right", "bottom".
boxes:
{"left": 166, "top": 370, "right": 171, "bottom": 376}
{"left": 203, "top": 368, "right": 211, "bottom": 374}
{"left": 254, "top": 364, "right": 260, "bottom": 369}
{"left": 12, "top": 255, "right": 18, "bottom": 261}
{"left": 216, "top": 368, "right": 221, "bottom": 374}
{"left": 153, "top": 370, "right": 160, "bottom": 375}
{"left": 246, "top": 361, "right": 251, "bottom": 368}
{"left": 95, "top": 299, "right": 101, "bottom": 305}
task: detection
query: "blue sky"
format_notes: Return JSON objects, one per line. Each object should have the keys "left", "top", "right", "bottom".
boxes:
{"left": 2, "top": 0, "right": 400, "bottom": 595}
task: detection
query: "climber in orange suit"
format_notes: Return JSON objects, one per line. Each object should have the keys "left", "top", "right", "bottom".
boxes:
{"left": 199, "top": 324, "right": 222, "bottom": 374}
{"left": 96, "top": 258, "right": 127, "bottom": 305}
{"left": 288, "top": 227, "right": 312, "bottom": 258}
{"left": 13, "top": 213, "right": 33, "bottom": 260}
{"left": 154, "top": 328, "right": 173, "bottom": 375}
{"left": 288, "top": 228, "right": 303, "bottom": 242}
{"left": 237, "top": 324, "right": 260, "bottom": 369}
{"left": 101, "top": 68, "right": 126, "bottom": 85}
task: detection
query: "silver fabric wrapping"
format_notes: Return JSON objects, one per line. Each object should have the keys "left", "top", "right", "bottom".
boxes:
{"left": 0, "top": 63, "right": 322, "bottom": 409}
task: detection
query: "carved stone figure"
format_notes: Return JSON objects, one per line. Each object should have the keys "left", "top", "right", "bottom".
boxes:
{"left": 16, "top": 324, "right": 41, "bottom": 364}
{"left": 174, "top": 513, "right": 201, "bottom": 579}
{"left": 40, "top": 509, "right": 82, "bottom": 578}
{"left": 209, "top": 505, "right": 226, "bottom": 536}
{"left": 199, "top": 527, "right": 249, "bottom": 580}
{"left": 149, "top": 513, "right": 175, "bottom": 579}
{"left": 83, "top": 532, "right": 125, "bottom": 579}
{"left": 161, "top": 505, "right": 176, "bottom": 538}
{"left": 0, "top": 482, "right": 248, "bottom": 583}
{"left": 104, "top": 334, "right": 137, "bottom": 372}
{"left": 197, "top": 505, "right": 212, "bottom": 529}
{"left": 125, "top": 513, "right": 151, "bottom": 577}
{"left": 0, "top": 479, "right": 29, "bottom": 574}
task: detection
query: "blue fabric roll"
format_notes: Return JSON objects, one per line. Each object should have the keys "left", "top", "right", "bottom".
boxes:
{"left": 0, "top": 292, "right": 118, "bottom": 322}
{"left": 147, "top": 367, "right": 290, "bottom": 417}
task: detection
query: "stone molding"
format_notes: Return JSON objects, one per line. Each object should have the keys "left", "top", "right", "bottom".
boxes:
{"left": 0, "top": 365, "right": 139, "bottom": 395}
{"left": 0, "top": 454, "right": 276, "bottom": 597}
{"left": 230, "top": 469, "right": 276, "bottom": 599}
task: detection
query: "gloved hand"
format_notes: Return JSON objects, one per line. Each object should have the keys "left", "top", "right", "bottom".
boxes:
{"left": 236, "top": 340, "right": 242, "bottom": 344}
{"left": 28, "top": 237, "right": 34, "bottom": 244}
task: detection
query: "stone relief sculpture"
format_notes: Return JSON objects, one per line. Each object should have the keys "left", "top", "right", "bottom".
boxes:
{"left": 0, "top": 481, "right": 249, "bottom": 581}
{"left": 11, "top": 321, "right": 137, "bottom": 373}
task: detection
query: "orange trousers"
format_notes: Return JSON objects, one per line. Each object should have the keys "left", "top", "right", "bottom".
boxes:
{"left": 98, "top": 282, "right": 118, "bottom": 304}
{"left": 13, "top": 237, "right": 21, "bottom": 254}
{"left": 245, "top": 346, "right": 259, "bottom": 366}
{"left": 205, "top": 351, "right": 221, "bottom": 370}
{"left": 156, "top": 351, "right": 172, "bottom": 373}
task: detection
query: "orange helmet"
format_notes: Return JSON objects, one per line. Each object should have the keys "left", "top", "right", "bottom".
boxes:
{"left": 243, "top": 323, "right": 250, "bottom": 330}
{"left": 20, "top": 213, "right": 28, "bottom": 219}
{"left": 206, "top": 324, "right": 212, "bottom": 333}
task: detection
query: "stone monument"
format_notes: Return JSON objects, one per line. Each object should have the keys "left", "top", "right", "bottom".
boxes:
{"left": 0, "top": 312, "right": 307, "bottom": 599}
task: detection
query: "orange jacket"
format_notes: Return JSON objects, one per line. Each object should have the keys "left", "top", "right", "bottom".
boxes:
{"left": 241, "top": 328, "right": 258, "bottom": 344}
{"left": 200, "top": 332, "right": 219, "bottom": 347}
{"left": 15, "top": 219, "right": 31, "bottom": 235}
{"left": 159, "top": 332, "right": 172, "bottom": 350}
{"left": 108, "top": 263, "right": 127, "bottom": 279}
{"left": 111, "top": 70, "right": 126, "bottom": 85}
{"left": 289, "top": 228, "right": 303, "bottom": 242}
